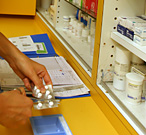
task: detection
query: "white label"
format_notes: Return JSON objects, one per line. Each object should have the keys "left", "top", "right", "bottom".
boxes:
{"left": 126, "top": 82, "right": 142, "bottom": 103}
{"left": 114, "top": 61, "right": 130, "bottom": 74}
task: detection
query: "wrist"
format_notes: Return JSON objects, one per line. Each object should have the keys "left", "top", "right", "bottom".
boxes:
{"left": 0, "top": 32, "right": 21, "bottom": 62}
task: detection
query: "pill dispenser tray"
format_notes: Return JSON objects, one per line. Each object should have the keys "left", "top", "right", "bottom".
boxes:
{"left": 30, "top": 114, "right": 72, "bottom": 135}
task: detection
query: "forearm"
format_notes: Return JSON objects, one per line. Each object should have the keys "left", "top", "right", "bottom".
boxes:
{"left": 0, "top": 32, "right": 23, "bottom": 63}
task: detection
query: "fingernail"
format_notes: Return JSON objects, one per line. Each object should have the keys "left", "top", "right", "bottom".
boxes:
{"left": 40, "top": 88, "right": 46, "bottom": 94}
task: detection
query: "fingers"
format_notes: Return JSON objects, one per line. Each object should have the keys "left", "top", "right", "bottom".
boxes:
{"left": 43, "top": 71, "right": 53, "bottom": 86}
{"left": 29, "top": 73, "right": 46, "bottom": 93}
{"left": 0, "top": 91, "right": 33, "bottom": 128}
{"left": 38, "top": 70, "right": 53, "bottom": 86}
{"left": 25, "top": 70, "right": 52, "bottom": 93}
{"left": 23, "top": 78, "right": 32, "bottom": 91}
{"left": 13, "top": 87, "right": 26, "bottom": 96}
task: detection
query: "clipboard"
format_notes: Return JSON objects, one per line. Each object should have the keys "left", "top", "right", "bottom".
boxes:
{"left": 24, "top": 33, "right": 58, "bottom": 58}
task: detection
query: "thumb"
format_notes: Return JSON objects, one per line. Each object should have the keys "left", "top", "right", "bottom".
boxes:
{"left": 29, "top": 74, "right": 46, "bottom": 93}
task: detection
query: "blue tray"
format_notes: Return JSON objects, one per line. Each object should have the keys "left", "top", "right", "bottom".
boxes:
{"left": 30, "top": 114, "right": 72, "bottom": 135}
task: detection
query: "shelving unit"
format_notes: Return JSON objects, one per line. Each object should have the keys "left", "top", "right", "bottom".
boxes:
{"left": 64, "top": 0, "right": 97, "bottom": 19}
{"left": 36, "top": 0, "right": 96, "bottom": 74}
{"left": 99, "top": 81, "right": 146, "bottom": 133}
{"left": 96, "top": 0, "right": 146, "bottom": 135}
{"left": 111, "top": 32, "right": 146, "bottom": 62}
{"left": 37, "top": 0, "right": 146, "bottom": 134}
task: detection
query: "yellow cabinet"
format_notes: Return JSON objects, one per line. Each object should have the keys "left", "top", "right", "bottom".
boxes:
{"left": 0, "top": 0, "right": 36, "bottom": 15}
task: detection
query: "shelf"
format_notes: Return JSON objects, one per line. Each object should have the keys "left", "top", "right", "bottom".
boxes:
{"left": 104, "top": 82, "right": 146, "bottom": 132}
{"left": 111, "top": 32, "right": 146, "bottom": 62}
{"left": 37, "top": 8, "right": 54, "bottom": 27}
{"left": 56, "top": 29, "right": 93, "bottom": 69}
{"left": 64, "top": 0, "right": 97, "bottom": 19}
{"left": 36, "top": 11, "right": 93, "bottom": 72}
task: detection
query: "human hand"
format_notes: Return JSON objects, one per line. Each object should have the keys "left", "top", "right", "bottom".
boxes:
{"left": 0, "top": 88, "right": 33, "bottom": 128}
{"left": 8, "top": 53, "right": 52, "bottom": 93}
{"left": 0, "top": 32, "right": 52, "bottom": 93}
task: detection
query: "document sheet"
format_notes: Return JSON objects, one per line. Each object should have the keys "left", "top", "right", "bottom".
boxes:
{"left": 0, "top": 56, "right": 89, "bottom": 97}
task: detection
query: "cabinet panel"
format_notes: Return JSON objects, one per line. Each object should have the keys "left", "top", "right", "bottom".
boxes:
{"left": 0, "top": 0, "right": 36, "bottom": 15}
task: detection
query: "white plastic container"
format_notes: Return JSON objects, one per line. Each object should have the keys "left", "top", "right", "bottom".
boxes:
{"left": 63, "top": 16, "right": 70, "bottom": 33}
{"left": 81, "top": 28, "right": 90, "bottom": 42}
{"left": 115, "top": 46, "right": 131, "bottom": 64}
{"left": 113, "top": 46, "right": 131, "bottom": 90}
{"left": 89, "top": 34, "right": 95, "bottom": 56}
{"left": 76, "top": 22, "right": 84, "bottom": 37}
{"left": 131, "top": 53, "right": 144, "bottom": 66}
{"left": 126, "top": 72, "right": 144, "bottom": 105}
{"left": 113, "top": 72, "right": 127, "bottom": 91}
{"left": 72, "top": 20, "right": 78, "bottom": 35}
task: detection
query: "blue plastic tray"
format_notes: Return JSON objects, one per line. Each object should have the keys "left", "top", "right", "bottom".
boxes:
{"left": 30, "top": 114, "right": 72, "bottom": 135}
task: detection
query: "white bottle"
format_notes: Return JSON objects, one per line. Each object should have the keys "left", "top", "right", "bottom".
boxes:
{"left": 63, "top": 16, "right": 70, "bottom": 33}
{"left": 72, "top": 20, "right": 78, "bottom": 35}
{"left": 90, "top": 33, "right": 95, "bottom": 56}
{"left": 81, "top": 27, "right": 89, "bottom": 42}
{"left": 76, "top": 22, "right": 84, "bottom": 37}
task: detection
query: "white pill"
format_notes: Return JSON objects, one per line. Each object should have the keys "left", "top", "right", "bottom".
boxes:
{"left": 37, "top": 93, "right": 42, "bottom": 98}
{"left": 46, "top": 84, "right": 52, "bottom": 90}
{"left": 45, "top": 90, "right": 50, "bottom": 95}
{"left": 36, "top": 89, "right": 40, "bottom": 94}
{"left": 47, "top": 94, "right": 52, "bottom": 99}
{"left": 45, "top": 85, "right": 49, "bottom": 89}
{"left": 49, "top": 85, "right": 53, "bottom": 90}
{"left": 37, "top": 102, "right": 43, "bottom": 108}
{"left": 49, "top": 101, "right": 54, "bottom": 106}
{"left": 34, "top": 86, "right": 37, "bottom": 90}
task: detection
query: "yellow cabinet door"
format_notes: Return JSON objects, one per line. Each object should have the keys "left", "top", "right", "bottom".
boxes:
{"left": 0, "top": 0, "right": 36, "bottom": 15}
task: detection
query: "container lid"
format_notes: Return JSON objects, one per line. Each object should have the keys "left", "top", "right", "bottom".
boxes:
{"left": 30, "top": 114, "right": 72, "bottom": 135}
{"left": 126, "top": 72, "right": 144, "bottom": 83}
{"left": 63, "top": 16, "right": 69, "bottom": 21}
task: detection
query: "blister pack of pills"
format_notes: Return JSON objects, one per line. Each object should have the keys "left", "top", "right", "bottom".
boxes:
{"left": 32, "top": 84, "right": 60, "bottom": 110}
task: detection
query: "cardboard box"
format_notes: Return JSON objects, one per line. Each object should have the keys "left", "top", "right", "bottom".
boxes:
{"left": 85, "top": 0, "right": 91, "bottom": 10}
{"left": 90, "top": 0, "right": 98, "bottom": 14}
{"left": 135, "top": 27, "right": 146, "bottom": 38}
{"left": 134, "top": 35, "right": 146, "bottom": 46}
{"left": 117, "top": 24, "right": 126, "bottom": 36}
{"left": 125, "top": 28, "right": 134, "bottom": 41}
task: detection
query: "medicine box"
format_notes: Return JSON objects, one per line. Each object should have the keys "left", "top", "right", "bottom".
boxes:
{"left": 118, "top": 16, "right": 146, "bottom": 31}
{"left": 125, "top": 17, "right": 146, "bottom": 31}
{"left": 85, "top": 0, "right": 91, "bottom": 10}
{"left": 90, "top": 0, "right": 98, "bottom": 14}
{"left": 117, "top": 16, "right": 128, "bottom": 27}
{"left": 131, "top": 65, "right": 146, "bottom": 101}
{"left": 30, "top": 114, "right": 72, "bottom": 135}
{"left": 117, "top": 24, "right": 126, "bottom": 36}
{"left": 125, "top": 28, "right": 134, "bottom": 41}
{"left": 135, "top": 27, "right": 146, "bottom": 38}
{"left": 134, "top": 35, "right": 146, "bottom": 46}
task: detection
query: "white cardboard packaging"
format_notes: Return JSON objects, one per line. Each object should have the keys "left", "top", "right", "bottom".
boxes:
{"left": 126, "top": 18, "right": 146, "bottom": 31}
{"left": 135, "top": 27, "right": 146, "bottom": 38}
{"left": 134, "top": 35, "right": 146, "bottom": 46}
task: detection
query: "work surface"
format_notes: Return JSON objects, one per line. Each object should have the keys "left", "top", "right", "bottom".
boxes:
{"left": 0, "top": 15, "right": 118, "bottom": 135}
{"left": 0, "top": 97, "right": 118, "bottom": 135}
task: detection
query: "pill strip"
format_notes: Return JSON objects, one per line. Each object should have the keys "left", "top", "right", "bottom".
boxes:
{"left": 32, "top": 84, "right": 60, "bottom": 110}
